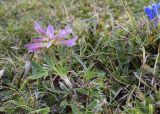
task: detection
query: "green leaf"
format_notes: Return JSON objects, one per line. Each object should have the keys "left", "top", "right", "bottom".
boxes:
{"left": 44, "top": 55, "right": 55, "bottom": 67}
{"left": 0, "top": 107, "right": 5, "bottom": 112}
{"left": 3, "top": 100, "right": 32, "bottom": 112}
{"left": 76, "top": 88, "right": 89, "bottom": 95}
{"left": 60, "top": 100, "right": 68, "bottom": 107}
{"left": 71, "top": 105, "right": 83, "bottom": 114}
{"left": 31, "top": 61, "right": 44, "bottom": 72}
{"left": 27, "top": 61, "right": 48, "bottom": 79}
{"left": 84, "top": 70, "right": 97, "bottom": 80}
{"left": 149, "top": 104, "right": 154, "bottom": 114}
{"left": 29, "top": 107, "right": 50, "bottom": 114}
{"left": 72, "top": 51, "right": 88, "bottom": 71}
{"left": 27, "top": 71, "right": 48, "bottom": 79}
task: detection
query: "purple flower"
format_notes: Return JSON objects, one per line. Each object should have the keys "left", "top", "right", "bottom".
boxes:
{"left": 46, "top": 24, "right": 54, "bottom": 39}
{"left": 57, "top": 26, "right": 72, "bottom": 39}
{"left": 32, "top": 37, "right": 49, "bottom": 43}
{"left": 34, "top": 21, "right": 46, "bottom": 35}
{"left": 25, "top": 43, "right": 46, "bottom": 52}
{"left": 25, "top": 21, "right": 78, "bottom": 52}
{"left": 61, "top": 36, "right": 78, "bottom": 46}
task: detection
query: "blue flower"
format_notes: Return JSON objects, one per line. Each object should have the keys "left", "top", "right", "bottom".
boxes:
{"left": 144, "top": 3, "right": 160, "bottom": 20}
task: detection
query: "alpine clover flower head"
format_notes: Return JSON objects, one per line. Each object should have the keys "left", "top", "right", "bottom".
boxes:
{"left": 144, "top": 3, "right": 160, "bottom": 28}
{"left": 25, "top": 21, "right": 78, "bottom": 52}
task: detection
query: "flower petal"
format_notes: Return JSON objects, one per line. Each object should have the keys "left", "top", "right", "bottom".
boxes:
{"left": 144, "top": 7, "right": 154, "bottom": 20}
{"left": 31, "top": 37, "right": 49, "bottom": 43}
{"left": 57, "top": 26, "right": 72, "bottom": 39}
{"left": 152, "top": 4, "right": 159, "bottom": 16}
{"left": 61, "top": 36, "right": 78, "bottom": 47}
{"left": 47, "top": 24, "right": 54, "bottom": 39}
{"left": 157, "top": 3, "right": 160, "bottom": 9}
{"left": 34, "top": 21, "right": 46, "bottom": 35}
{"left": 157, "top": 3, "right": 160, "bottom": 15}
{"left": 25, "top": 43, "right": 46, "bottom": 52}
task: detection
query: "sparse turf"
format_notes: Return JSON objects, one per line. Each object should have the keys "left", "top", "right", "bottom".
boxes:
{"left": 0, "top": 0, "right": 160, "bottom": 113}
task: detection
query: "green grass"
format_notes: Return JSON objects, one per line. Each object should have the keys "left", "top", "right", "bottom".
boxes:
{"left": 0, "top": 0, "right": 160, "bottom": 113}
